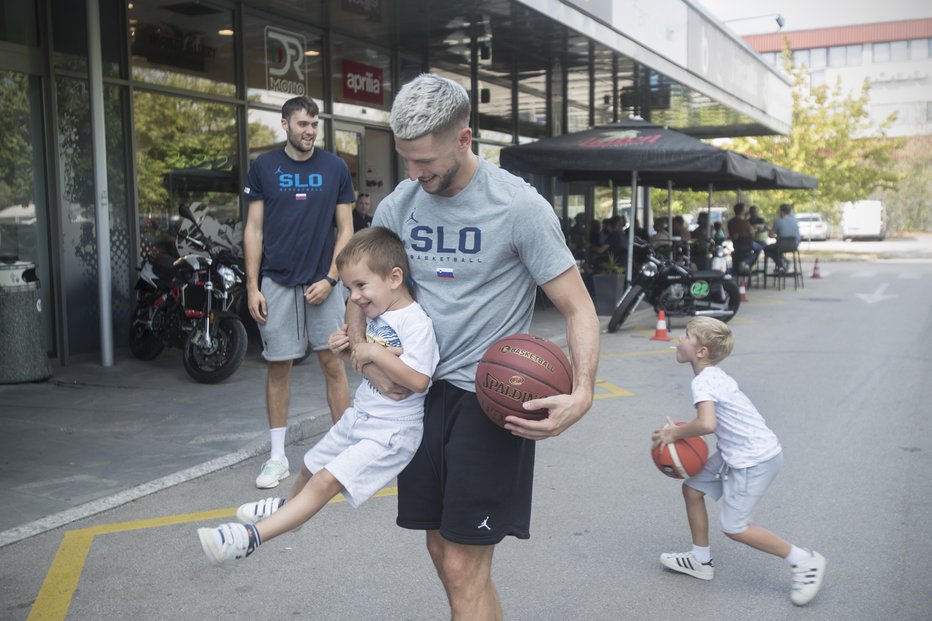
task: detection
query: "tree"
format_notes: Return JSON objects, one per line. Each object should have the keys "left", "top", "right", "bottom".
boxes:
{"left": 727, "top": 50, "right": 902, "bottom": 222}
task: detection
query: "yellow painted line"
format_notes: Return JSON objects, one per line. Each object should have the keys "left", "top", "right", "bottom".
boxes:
{"left": 29, "top": 489, "right": 396, "bottom": 621}
{"left": 593, "top": 377, "right": 632, "bottom": 399}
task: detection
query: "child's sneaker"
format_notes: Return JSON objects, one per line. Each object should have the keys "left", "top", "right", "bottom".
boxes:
{"left": 197, "top": 522, "right": 258, "bottom": 566}
{"left": 236, "top": 497, "right": 285, "bottom": 524}
{"left": 790, "top": 551, "right": 826, "bottom": 605}
{"left": 660, "top": 551, "right": 715, "bottom": 580}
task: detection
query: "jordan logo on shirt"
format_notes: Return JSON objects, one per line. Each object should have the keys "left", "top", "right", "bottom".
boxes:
{"left": 406, "top": 208, "right": 419, "bottom": 224}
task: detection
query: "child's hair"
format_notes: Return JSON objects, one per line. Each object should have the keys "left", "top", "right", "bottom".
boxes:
{"left": 686, "top": 317, "right": 734, "bottom": 364}
{"left": 336, "top": 226, "right": 411, "bottom": 285}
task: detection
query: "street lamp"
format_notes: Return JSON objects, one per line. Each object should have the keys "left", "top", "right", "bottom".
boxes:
{"left": 723, "top": 13, "right": 785, "bottom": 30}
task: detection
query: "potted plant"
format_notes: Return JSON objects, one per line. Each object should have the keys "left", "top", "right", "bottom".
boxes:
{"left": 592, "top": 252, "right": 626, "bottom": 316}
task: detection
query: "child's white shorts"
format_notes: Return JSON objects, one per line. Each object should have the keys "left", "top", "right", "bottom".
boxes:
{"left": 304, "top": 407, "right": 423, "bottom": 508}
{"left": 685, "top": 450, "right": 783, "bottom": 534}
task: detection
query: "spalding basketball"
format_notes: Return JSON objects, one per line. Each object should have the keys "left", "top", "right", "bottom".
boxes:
{"left": 651, "top": 425, "right": 709, "bottom": 479}
{"left": 475, "top": 333, "right": 573, "bottom": 428}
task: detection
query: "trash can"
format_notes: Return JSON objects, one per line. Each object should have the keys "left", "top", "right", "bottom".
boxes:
{"left": 0, "top": 258, "right": 52, "bottom": 383}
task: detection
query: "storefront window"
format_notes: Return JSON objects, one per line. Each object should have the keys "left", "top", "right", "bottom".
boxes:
{"left": 133, "top": 91, "right": 239, "bottom": 262}
{"left": 329, "top": 0, "right": 393, "bottom": 48}
{"left": 478, "top": 65, "right": 513, "bottom": 139}
{"left": 1, "top": 0, "right": 38, "bottom": 45}
{"left": 517, "top": 70, "right": 548, "bottom": 140}
{"left": 129, "top": 0, "right": 236, "bottom": 96}
{"left": 244, "top": 14, "right": 324, "bottom": 110}
{"left": 55, "top": 78, "right": 131, "bottom": 355}
{"left": 52, "top": 0, "right": 124, "bottom": 77}
{"left": 331, "top": 36, "right": 392, "bottom": 123}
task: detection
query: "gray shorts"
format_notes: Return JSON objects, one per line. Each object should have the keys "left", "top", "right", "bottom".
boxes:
{"left": 258, "top": 278, "right": 346, "bottom": 360}
{"left": 685, "top": 450, "right": 783, "bottom": 534}
{"left": 304, "top": 407, "right": 423, "bottom": 508}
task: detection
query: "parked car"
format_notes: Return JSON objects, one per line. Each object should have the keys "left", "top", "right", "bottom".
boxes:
{"left": 797, "top": 212, "right": 829, "bottom": 241}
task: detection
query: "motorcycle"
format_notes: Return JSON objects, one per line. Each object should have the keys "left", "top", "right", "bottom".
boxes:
{"left": 606, "top": 238, "right": 740, "bottom": 333}
{"left": 129, "top": 204, "right": 248, "bottom": 383}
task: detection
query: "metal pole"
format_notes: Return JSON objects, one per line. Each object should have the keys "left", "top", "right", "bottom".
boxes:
{"left": 87, "top": 0, "right": 113, "bottom": 366}
{"left": 626, "top": 171, "right": 638, "bottom": 288}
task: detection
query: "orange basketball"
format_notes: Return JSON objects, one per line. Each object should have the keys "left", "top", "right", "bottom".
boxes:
{"left": 652, "top": 424, "right": 709, "bottom": 479}
{"left": 475, "top": 334, "right": 573, "bottom": 428}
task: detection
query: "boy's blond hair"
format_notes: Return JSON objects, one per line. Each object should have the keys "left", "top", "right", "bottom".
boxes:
{"left": 686, "top": 317, "right": 734, "bottom": 364}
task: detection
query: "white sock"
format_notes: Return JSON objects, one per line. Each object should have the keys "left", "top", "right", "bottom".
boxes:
{"left": 269, "top": 427, "right": 287, "bottom": 464}
{"left": 785, "top": 544, "right": 812, "bottom": 566}
{"left": 691, "top": 545, "right": 712, "bottom": 564}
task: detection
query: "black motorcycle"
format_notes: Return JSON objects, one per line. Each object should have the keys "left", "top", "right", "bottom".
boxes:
{"left": 129, "top": 205, "right": 248, "bottom": 383}
{"left": 607, "top": 238, "right": 740, "bottom": 333}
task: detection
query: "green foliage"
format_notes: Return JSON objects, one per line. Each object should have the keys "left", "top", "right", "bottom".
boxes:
{"left": 728, "top": 47, "right": 902, "bottom": 223}
{"left": 881, "top": 137, "right": 932, "bottom": 232}
{"left": 601, "top": 252, "right": 626, "bottom": 274}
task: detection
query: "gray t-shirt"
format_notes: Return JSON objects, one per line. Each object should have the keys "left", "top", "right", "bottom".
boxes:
{"left": 373, "top": 159, "right": 574, "bottom": 391}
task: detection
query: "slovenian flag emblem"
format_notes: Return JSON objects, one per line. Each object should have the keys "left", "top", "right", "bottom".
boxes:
{"left": 436, "top": 268, "right": 454, "bottom": 279}
{"left": 296, "top": 193, "right": 307, "bottom": 200}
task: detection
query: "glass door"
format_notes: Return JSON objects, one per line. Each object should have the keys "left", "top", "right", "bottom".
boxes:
{"left": 0, "top": 70, "right": 54, "bottom": 354}
{"left": 333, "top": 122, "right": 394, "bottom": 219}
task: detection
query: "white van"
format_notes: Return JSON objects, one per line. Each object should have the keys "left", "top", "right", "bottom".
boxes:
{"left": 841, "top": 200, "right": 886, "bottom": 241}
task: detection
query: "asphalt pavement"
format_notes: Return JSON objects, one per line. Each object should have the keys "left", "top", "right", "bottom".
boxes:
{"left": 1, "top": 251, "right": 931, "bottom": 620}
{"left": 0, "top": 304, "right": 570, "bottom": 547}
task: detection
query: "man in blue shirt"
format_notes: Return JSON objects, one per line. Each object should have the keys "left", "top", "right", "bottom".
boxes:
{"left": 243, "top": 96, "right": 355, "bottom": 489}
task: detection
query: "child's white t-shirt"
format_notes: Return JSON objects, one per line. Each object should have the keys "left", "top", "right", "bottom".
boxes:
{"left": 691, "top": 366, "right": 782, "bottom": 468}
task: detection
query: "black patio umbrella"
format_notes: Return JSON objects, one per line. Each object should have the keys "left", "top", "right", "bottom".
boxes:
{"left": 500, "top": 120, "right": 817, "bottom": 284}
{"left": 501, "top": 119, "right": 762, "bottom": 284}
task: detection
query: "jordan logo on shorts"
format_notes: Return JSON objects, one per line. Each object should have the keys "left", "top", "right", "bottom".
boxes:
{"left": 478, "top": 516, "right": 491, "bottom": 530}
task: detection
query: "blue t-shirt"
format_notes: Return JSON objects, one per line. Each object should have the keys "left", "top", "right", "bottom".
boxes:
{"left": 244, "top": 148, "right": 355, "bottom": 287}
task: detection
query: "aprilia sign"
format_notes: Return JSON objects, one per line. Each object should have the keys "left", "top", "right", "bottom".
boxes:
{"left": 342, "top": 59, "right": 383, "bottom": 105}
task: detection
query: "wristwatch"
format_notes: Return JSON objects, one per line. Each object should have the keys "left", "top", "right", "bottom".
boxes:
{"left": 323, "top": 276, "right": 338, "bottom": 287}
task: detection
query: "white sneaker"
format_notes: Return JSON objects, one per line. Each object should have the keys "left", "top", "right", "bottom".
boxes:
{"left": 197, "top": 523, "right": 255, "bottom": 566}
{"left": 660, "top": 551, "right": 715, "bottom": 580}
{"left": 791, "top": 551, "right": 826, "bottom": 606}
{"left": 255, "top": 459, "right": 289, "bottom": 489}
{"left": 236, "top": 497, "right": 284, "bottom": 524}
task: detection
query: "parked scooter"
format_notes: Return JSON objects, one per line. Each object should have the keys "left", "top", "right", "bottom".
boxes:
{"left": 129, "top": 204, "right": 248, "bottom": 383}
{"left": 607, "top": 238, "right": 740, "bottom": 333}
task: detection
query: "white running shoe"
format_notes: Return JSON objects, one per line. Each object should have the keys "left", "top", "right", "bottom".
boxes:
{"left": 660, "top": 551, "right": 715, "bottom": 580}
{"left": 198, "top": 523, "right": 255, "bottom": 566}
{"left": 236, "top": 497, "right": 284, "bottom": 524}
{"left": 255, "top": 459, "right": 289, "bottom": 489}
{"left": 790, "top": 551, "right": 826, "bottom": 606}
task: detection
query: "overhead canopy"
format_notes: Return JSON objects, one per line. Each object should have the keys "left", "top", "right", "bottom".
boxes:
{"left": 500, "top": 119, "right": 759, "bottom": 189}
{"left": 499, "top": 119, "right": 817, "bottom": 191}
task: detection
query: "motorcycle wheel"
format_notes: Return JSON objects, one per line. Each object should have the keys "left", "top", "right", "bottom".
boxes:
{"left": 128, "top": 301, "right": 165, "bottom": 360}
{"left": 182, "top": 316, "right": 248, "bottom": 384}
{"left": 607, "top": 284, "right": 645, "bottom": 333}
{"left": 720, "top": 280, "right": 741, "bottom": 323}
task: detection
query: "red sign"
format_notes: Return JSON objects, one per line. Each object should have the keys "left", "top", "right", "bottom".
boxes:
{"left": 342, "top": 59, "right": 384, "bottom": 106}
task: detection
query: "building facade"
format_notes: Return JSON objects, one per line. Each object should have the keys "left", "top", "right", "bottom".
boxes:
{"left": 747, "top": 18, "right": 932, "bottom": 139}
{"left": 0, "top": 0, "right": 791, "bottom": 364}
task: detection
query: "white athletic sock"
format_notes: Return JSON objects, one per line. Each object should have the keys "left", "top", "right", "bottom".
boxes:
{"left": 785, "top": 544, "right": 812, "bottom": 566}
{"left": 269, "top": 427, "right": 287, "bottom": 464}
{"left": 691, "top": 545, "right": 712, "bottom": 564}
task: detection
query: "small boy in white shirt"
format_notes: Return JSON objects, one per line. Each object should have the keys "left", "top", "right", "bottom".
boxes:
{"left": 652, "top": 317, "right": 826, "bottom": 606}
{"left": 198, "top": 227, "right": 439, "bottom": 564}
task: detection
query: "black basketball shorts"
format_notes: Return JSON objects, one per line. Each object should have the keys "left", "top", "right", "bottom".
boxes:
{"left": 396, "top": 380, "right": 536, "bottom": 545}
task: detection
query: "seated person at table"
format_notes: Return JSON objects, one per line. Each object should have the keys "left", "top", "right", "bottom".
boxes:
{"left": 763, "top": 204, "right": 801, "bottom": 268}
{"left": 727, "top": 203, "right": 762, "bottom": 268}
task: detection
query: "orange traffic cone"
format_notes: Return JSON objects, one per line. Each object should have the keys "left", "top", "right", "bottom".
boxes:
{"left": 811, "top": 258, "right": 822, "bottom": 279}
{"left": 650, "top": 310, "right": 670, "bottom": 341}
{"left": 739, "top": 279, "right": 749, "bottom": 302}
